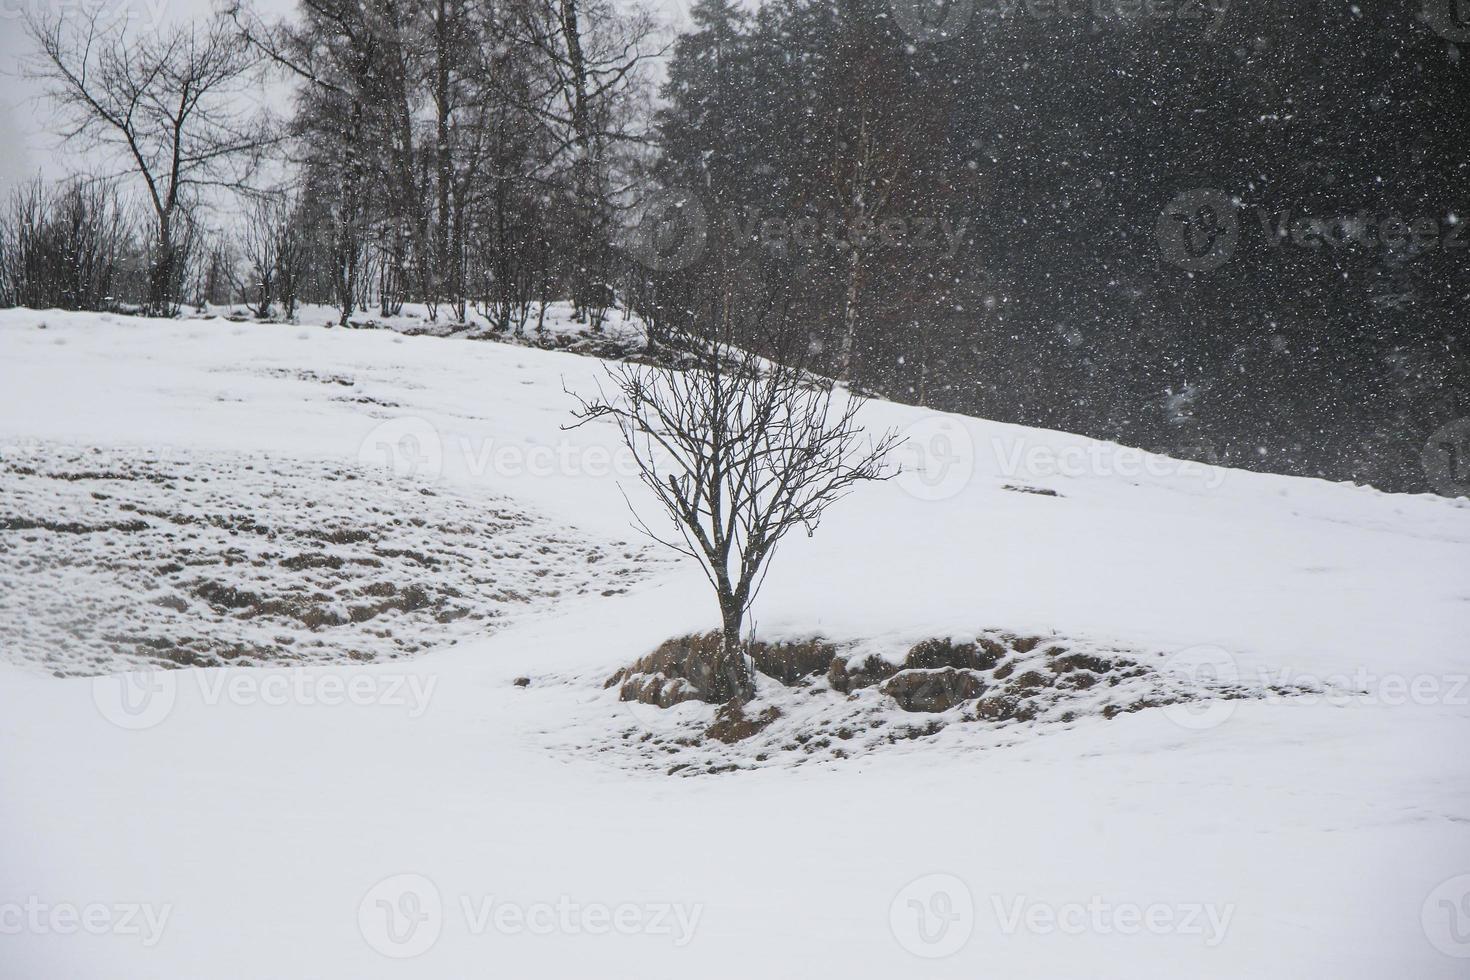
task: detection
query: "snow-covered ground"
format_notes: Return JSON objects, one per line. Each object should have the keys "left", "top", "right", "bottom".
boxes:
{"left": 1, "top": 308, "right": 1468, "bottom": 978}
{"left": 1, "top": 441, "right": 659, "bottom": 675}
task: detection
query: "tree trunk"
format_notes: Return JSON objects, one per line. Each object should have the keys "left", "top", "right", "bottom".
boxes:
{"left": 559, "top": 0, "right": 603, "bottom": 323}
{"left": 333, "top": 98, "right": 366, "bottom": 328}
{"left": 916, "top": 318, "right": 929, "bottom": 407}
{"left": 716, "top": 594, "right": 752, "bottom": 703}
{"left": 836, "top": 245, "right": 862, "bottom": 382}
{"left": 435, "top": 0, "right": 451, "bottom": 296}
{"left": 147, "top": 218, "right": 176, "bottom": 316}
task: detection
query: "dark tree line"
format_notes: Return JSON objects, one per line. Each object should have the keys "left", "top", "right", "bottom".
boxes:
{"left": 6, "top": 0, "right": 1467, "bottom": 493}
{"left": 636, "top": 0, "right": 1470, "bottom": 494}
{"left": 11, "top": 0, "right": 658, "bottom": 327}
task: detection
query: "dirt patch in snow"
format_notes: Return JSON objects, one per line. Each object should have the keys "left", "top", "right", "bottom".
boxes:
{"left": 550, "top": 630, "right": 1319, "bottom": 775}
{"left": 0, "top": 443, "right": 661, "bottom": 676}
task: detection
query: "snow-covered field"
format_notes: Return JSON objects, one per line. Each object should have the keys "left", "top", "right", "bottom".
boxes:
{"left": 1, "top": 308, "right": 1468, "bottom": 978}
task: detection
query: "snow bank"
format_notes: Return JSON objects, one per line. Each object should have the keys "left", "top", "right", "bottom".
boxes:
{"left": 1, "top": 308, "right": 1467, "bottom": 978}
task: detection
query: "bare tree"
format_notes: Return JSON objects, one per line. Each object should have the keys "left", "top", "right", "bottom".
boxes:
{"left": 198, "top": 239, "right": 235, "bottom": 308}
{"left": 273, "top": 195, "right": 308, "bottom": 320}
{"left": 25, "top": 7, "right": 268, "bottom": 315}
{"left": 229, "top": 191, "right": 306, "bottom": 319}
{"left": 511, "top": 0, "right": 660, "bottom": 327}
{"left": 234, "top": 195, "right": 280, "bottom": 317}
{"left": 569, "top": 312, "right": 898, "bottom": 700}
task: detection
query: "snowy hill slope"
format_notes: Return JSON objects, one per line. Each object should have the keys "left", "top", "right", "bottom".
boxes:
{"left": 1, "top": 309, "right": 1468, "bottom": 978}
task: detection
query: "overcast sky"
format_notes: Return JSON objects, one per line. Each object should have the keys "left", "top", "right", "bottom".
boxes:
{"left": 0, "top": 0, "right": 693, "bottom": 198}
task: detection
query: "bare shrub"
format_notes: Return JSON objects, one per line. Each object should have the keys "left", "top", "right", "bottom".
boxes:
{"left": 0, "top": 177, "right": 135, "bottom": 311}
{"left": 230, "top": 193, "right": 306, "bottom": 319}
